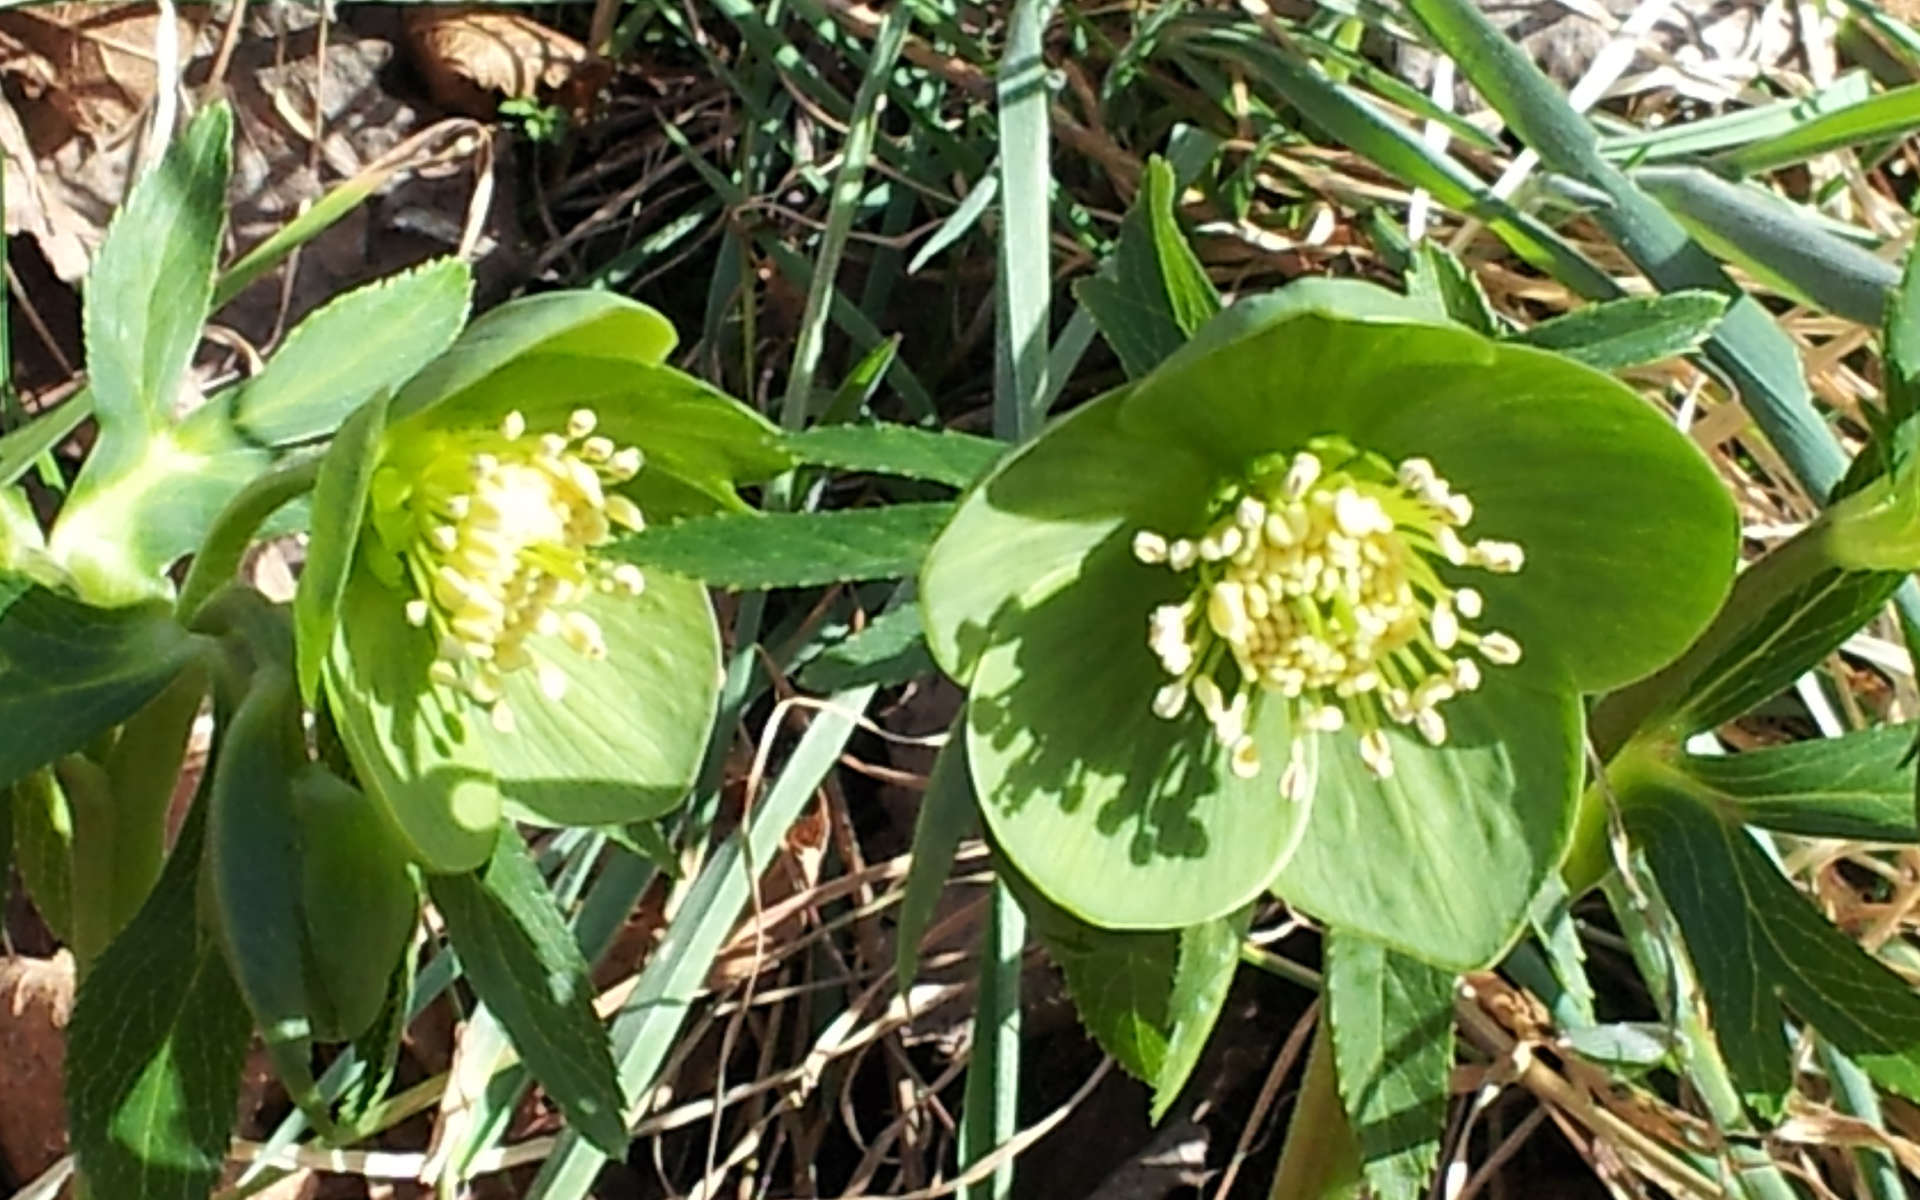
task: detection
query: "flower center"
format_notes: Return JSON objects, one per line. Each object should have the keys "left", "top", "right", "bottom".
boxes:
{"left": 1133, "top": 440, "right": 1524, "bottom": 791}
{"left": 369, "top": 408, "right": 648, "bottom": 733}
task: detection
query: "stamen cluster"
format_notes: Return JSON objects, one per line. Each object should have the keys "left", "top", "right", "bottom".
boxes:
{"left": 1133, "top": 443, "right": 1524, "bottom": 792}
{"left": 370, "top": 408, "right": 648, "bottom": 732}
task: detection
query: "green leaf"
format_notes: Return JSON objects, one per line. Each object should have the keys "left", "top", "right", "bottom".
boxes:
{"left": 294, "top": 393, "right": 389, "bottom": 704}
{"left": 1626, "top": 767, "right": 1920, "bottom": 1109}
{"left": 1075, "top": 156, "right": 1221, "bottom": 378}
{"left": 1714, "top": 82, "right": 1920, "bottom": 175}
{"left": 1270, "top": 1020, "right": 1364, "bottom": 1200}
{"left": 0, "top": 392, "right": 91, "bottom": 488}
{"left": 1677, "top": 725, "right": 1920, "bottom": 842}
{"left": 1326, "top": 932, "right": 1454, "bottom": 1200}
{"left": 1514, "top": 291, "right": 1729, "bottom": 370}
{"left": 1636, "top": 167, "right": 1899, "bottom": 326}
{"left": 897, "top": 734, "right": 979, "bottom": 990}
{"left": 488, "top": 572, "right": 720, "bottom": 827}
{"left": 206, "top": 660, "right": 331, "bottom": 1126}
{"left": 1273, "top": 658, "right": 1582, "bottom": 970}
{"left": 428, "top": 829, "right": 629, "bottom": 1157}
{"left": 67, "top": 807, "right": 252, "bottom": 1200}
{"left": 81, "top": 102, "right": 229, "bottom": 480}
{"left": 1153, "top": 907, "right": 1248, "bottom": 1121}
{"left": 781, "top": 423, "right": 1004, "bottom": 488}
{"left": 290, "top": 765, "right": 419, "bottom": 1043}
{"left": 9, "top": 770, "right": 72, "bottom": 940}
{"left": 1406, "top": 243, "right": 1498, "bottom": 336}
{"left": 0, "top": 585, "right": 203, "bottom": 786}
{"left": 1045, "top": 919, "right": 1178, "bottom": 1082}
{"left": 221, "top": 258, "right": 471, "bottom": 447}
{"left": 325, "top": 558, "right": 500, "bottom": 872}
{"left": 336, "top": 948, "right": 414, "bottom": 1135}
{"left": 615, "top": 504, "right": 951, "bottom": 590}
{"left": 1888, "top": 248, "right": 1920, "bottom": 426}
{"left": 799, "top": 602, "right": 936, "bottom": 693}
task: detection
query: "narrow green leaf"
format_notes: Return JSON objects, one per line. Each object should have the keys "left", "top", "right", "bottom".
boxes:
{"left": 907, "top": 170, "right": 998, "bottom": 275}
{"left": 1401, "top": 0, "right": 1849, "bottom": 495}
{"left": 1636, "top": 167, "right": 1899, "bottom": 325}
{"left": 1326, "top": 932, "right": 1455, "bottom": 1200}
{"left": 0, "top": 586, "right": 203, "bottom": 786}
{"left": 82, "top": 102, "right": 229, "bottom": 476}
{"left": 1525, "top": 874, "right": 1596, "bottom": 1029}
{"left": 1599, "top": 71, "right": 1874, "bottom": 162}
{"left": 1715, "top": 82, "right": 1920, "bottom": 175}
{"left": 67, "top": 807, "right": 252, "bottom": 1200}
{"left": 1887, "top": 245, "right": 1920, "bottom": 426}
{"left": 782, "top": 424, "right": 1004, "bottom": 488}
{"left": 429, "top": 829, "right": 628, "bottom": 1157}
{"left": 1152, "top": 907, "right": 1249, "bottom": 1122}
{"left": 336, "top": 948, "right": 414, "bottom": 1135}
{"left": 1515, "top": 291, "right": 1729, "bottom": 370}
{"left": 294, "top": 394, "right": 387, "bottom": 704}
{"left": 1076, "top": 156, "right": 1222, "bottom": 378}
{"left": 612, "top": 504, "right": 951, "bottom": 590}
{"left": 1627, "top": 772, "right": 1920, "bottom": 1108}
{"left": 1677, "top": 724, "right": 1920, "bottom": 842}
{"left": 0, "top": 392, "right": 90, "bottom": 488}
{"left": 960, "top": 880, "right": 1025, "bottom": 1200}
{"left": 223, "top": 259, "right": 471, "bottom": 447}
{"left": 799, "top": 602, "right": 936, "bottom": 693}
{"left": 993, "top": 0, "right": 1060, "bottom": 445}
{"left": 1406, "top": 243, "right": 1498, "bottom": 336}
{"left": 896, "top": 735, "right": 978, "bottom": 990}
{"left": 525, "top": 684, "right": 880, "bottom": 1199}
{"left": 9, "top": 770, "right": 71, "bottom": 940}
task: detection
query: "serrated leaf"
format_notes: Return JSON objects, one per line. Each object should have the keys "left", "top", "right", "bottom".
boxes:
{"left": 82, "top": 102, "right": 229, "bottom": 479}
{"left": 897, "top": 736, "right": 978, "bottom": 990}
{"left": 1326, "top": 931, "right": 1455, "bottom": 1200}
{"left": 67, "top": 807, "right": 252, "bottom": 1200}
{"left": 800, "top": 603, "right": 936, "bottom": 693}
{"left": 1151, "top": 907, "right": 1248, "bottom": 1121}
{"left": 428, "top": 829, "right": 628, "bottom": 1157}
{"left": 1075, "top": 157, "right": 1221, "bottom": 379}
{"left": 781, "top": 424, "right": 1004, "bottom": 488}
{"left": 1677, "top": 724, "right": 1919, "bottom": 842}
{"left": 1050, "top": 925, "right": 1177, "bottom": 1081}
{"left": 1626, "top": 771, "right": 1920, "bottom": 1110}
{"left": 223, "top": 258, "right": 472, "bottom": 447}
{"left": 613, "top": 504, "right": 950, "bottom": 590}
{"left": 1515, "top": 291, "right": 1729, "bottom": 370}
{"left": 1270, "top": 1020, "right": 1364, "bottom": 1200}
{"left": 0, "top": 584, "right": 203, "bottom": 786}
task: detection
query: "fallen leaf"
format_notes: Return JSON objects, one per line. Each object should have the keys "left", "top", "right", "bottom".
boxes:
{"left": 0, "top": 4, "right": 202, "bottom": 149}
{"left": 402, "top": 8, "right": 601, "bottom": 118}
{"left": 0, "top": 952, "right": 74, "bottom": 1182}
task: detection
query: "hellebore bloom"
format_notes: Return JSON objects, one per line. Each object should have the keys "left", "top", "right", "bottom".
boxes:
{"left": 921, "top": 281, "right": 1736, "bottom": 969}
{"left": 307, "top": 293, "right": 789, "bottom": 872}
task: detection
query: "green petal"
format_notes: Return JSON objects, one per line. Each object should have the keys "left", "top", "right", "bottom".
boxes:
{"left": 965, "top": 539, "right": 1311, "bottom": 930}
{"left": 920, "top": 388, "right": 1217, "bottom": 681}
{"left": 1119, "top": 309, "right": 1735, "bottom": 692}
{"left": 1271, "top": 658, "right": 1581, "bottom": 971}
{"left": 325, "top": 563, "right": 500, "bottom": 872}
{"left": 491, "top": 572, "right": 720, "bottom": 826}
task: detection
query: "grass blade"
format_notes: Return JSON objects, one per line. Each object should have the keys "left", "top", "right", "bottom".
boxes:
{"left": 1715, "top": 82, "right": 1920, "bottom": 175}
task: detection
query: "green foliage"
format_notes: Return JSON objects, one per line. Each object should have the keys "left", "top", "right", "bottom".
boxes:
{"left": 1678, "top": 725, "right": 1920, "bottom": 842}
{"left": 429, "top": 830, "right": 629, "bottom": 1157}
{"left": 1075, "top": 156, "right": 1222, "bottom": 377}
{"left": 1623, "top": 763, "right": 1920, "bottom": 1111}
{"left": 616, "top": 504, "right": 953, "bottom": 589}
{"left": 781, "top": 423, "right": 1004, "bottom": 488}
{"left": 67, "top": 808, "right": 252, "bottom": 1200}
{"left": 1325, "top": 932, "right": 1455, "bottom": 1200}
{"left": 1514, "top": 292, "right": 1730, "bottom": 370}
{"left": 798, "top": 602, "right": 937, "bottom": 692}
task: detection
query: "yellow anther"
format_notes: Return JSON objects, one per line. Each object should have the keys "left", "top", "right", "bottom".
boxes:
{"left": 1230, "top": 737, "right": 1261, "bottom": 779}
{"left": 568, "top": 408, "right": 598, "bottom": 438}
{"left": 1133, "top": 442, "right": 1526, "bottom": 787}
{"left": 581, "top": 435, "right": 615, "bottom": 462}
{"left": 405, "top": 599, "right": 430, "bottom": 627}
{"left": 500, "top": 410, "right": 527, "bottom": 440}
{"left": 1279, "top": 741, "right": 1312, "bottom": 801}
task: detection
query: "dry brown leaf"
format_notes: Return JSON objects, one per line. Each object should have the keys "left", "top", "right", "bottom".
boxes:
{"left": 0, "top": 3, "right": 202, "bottom": 150}
{"left": 402, "top": 8, "right": 601, "bottom": 118}
{"left": 0, "top": 952, "right": 74, "bottom": 1182}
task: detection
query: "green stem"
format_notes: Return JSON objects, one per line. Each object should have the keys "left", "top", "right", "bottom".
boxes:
{"left": 1603, "top": 862, "right": 1799, "bottom": 1200}
{"left": 1814, "top": 1038, "right": 1905, "bottom": 1200}
{"left": 60, "top": 753, "right": 119, "bottom": 980}
{"left": 174, "top": 455, "right": 323, "bottom": 626}
{"left": 89, "top": 660, "right": 209, "bottom": 957}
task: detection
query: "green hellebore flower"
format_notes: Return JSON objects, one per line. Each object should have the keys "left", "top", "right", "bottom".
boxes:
{"left": 921, "top": 281, "right": 1737, "bottom": 970}
{"left": 311, "top": 293, "right": 789, "bottom": 873}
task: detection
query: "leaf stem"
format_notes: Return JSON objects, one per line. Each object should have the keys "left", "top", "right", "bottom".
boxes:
{"left": 174, "top": 454, "right": 322, "bottom": 626}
